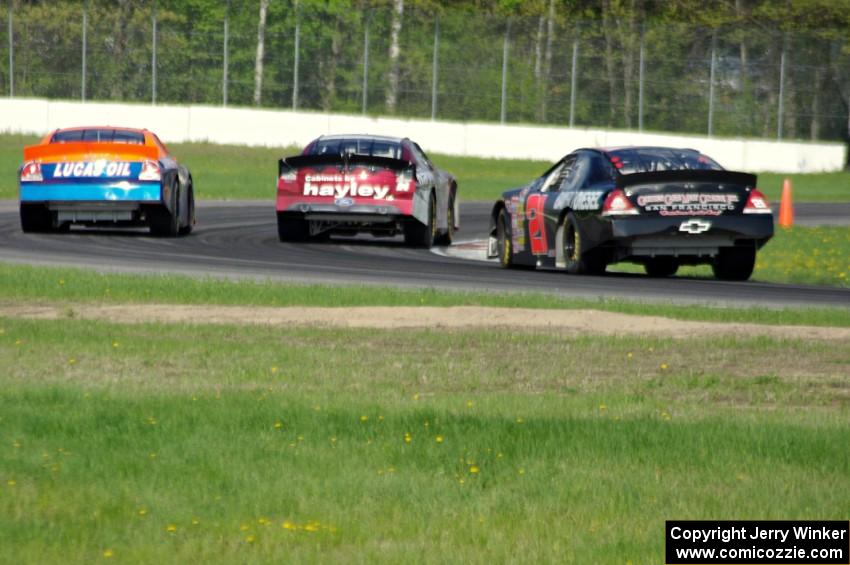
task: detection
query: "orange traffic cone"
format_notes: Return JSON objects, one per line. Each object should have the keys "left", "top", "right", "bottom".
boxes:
{"left": 778, "top": 178, "right": 794, "bottom": 228}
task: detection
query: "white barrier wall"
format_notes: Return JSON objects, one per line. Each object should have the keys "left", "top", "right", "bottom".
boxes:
{"left": 1, "top": 97, "right": 845, "bottom": 173}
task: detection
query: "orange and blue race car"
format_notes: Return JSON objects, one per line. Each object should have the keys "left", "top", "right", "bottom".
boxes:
{"left": 18, "top": 126, "right": 195, "bottom": 236}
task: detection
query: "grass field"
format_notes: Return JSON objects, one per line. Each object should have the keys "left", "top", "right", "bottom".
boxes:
{"left": 1, "top": 315, "right": 848, "bottom": 563}
{"left": 2, "top": 133, "right": 848, "bottom": 202}
{"left": 1, "top": 262, "right": 849, "bottom": 327}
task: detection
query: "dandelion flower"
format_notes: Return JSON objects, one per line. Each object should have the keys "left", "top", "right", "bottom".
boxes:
{"left": 359, "top": 415, "right": 368, "bottom": 422}
{"left": 138, "top": 508, "right": 147, "bottom": 517}
{"left": 599, "top": 404, "right": 607, "bottom": 411}
{"left": 282, "top": 521, "right": 296, "bottom": 531}
{"left": 112, "top": 341, "right": 119, "bottom": 348}
{"left": 435, "top": 435, "right": 444, "bottom": 443}
{"left": 466, "top": 400, "right": 474, "bottom": 408}
{"left": 627, "top": 352, "right": 633, "bottom": 359}
{"left": 102, "top": 549, "right": 114, "bottom": 558}
{"left": 270, "top": 366, "right": 278, "bottom": 374}
{"left": 304, "top": 523, "right": 319, "bottom": 532}
{"left": 68, "top": 358, "right": 76, "bottom": 365}
{"left": 12, "top": 441, "right": 20, "bottom": 448}
{"left": 240, "top": 524, "right": 250, "bottom": 532}
{"left": 192, "top": 518, "right": 200, "bottom": 525}
{"left": 245, "top": 534, "right": 256, "bottom": 544}
{"left": 660, "top": 363, "right": 669, "bottom": 370}
{"left": 516, "top": 417, "right": 524, "bottom": 423}
{"left": 166, "top": 524, "right": 177, "bottom": 533}
{"left": 274, "top": 421, "right": 283, "bottom": 429}
{"left": 469, "top": 465, "right": 480, "bottom": 474}
{"left": 404, "top": 433, "right": 412, "bottom": 444}
{"left": 412, "top": 393, "right": 420, "bottom": 401}
{"left": 258, "top": 517, "right": 270, "bottom": 526}
{"left": 7, "top": 479, "right": 16, "bottom": 486}
{"left": 518, "top": 468, "right": 526, "bottom": 475}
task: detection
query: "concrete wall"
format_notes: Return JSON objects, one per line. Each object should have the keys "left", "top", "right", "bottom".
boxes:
{"left": 2, "top": 97, "right": 845, "bottom": 173}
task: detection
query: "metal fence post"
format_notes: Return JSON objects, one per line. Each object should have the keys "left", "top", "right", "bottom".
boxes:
{"left": 361, "top": 21, "right": 369, "bottom": 114}
{"left": 777, "top": 34, "right": 786, "bottom": 140}
{"left": 569, "top": 29, "right": 578, "bottom": 128}
{"left": 500, "top": 21, "right": 510, "bottom": 124}
{"left": 81, "top": 0, "right": 88, "bottom": 101}
{"left": 151, "top": 0, "right": 157, "bottom": 104}
{"left": 7, "top": 2, "right": 13, "bottom": 97}
{"left": 223, "top": 0, "right": 229, "bottom": 106}
{"left": 638, "top": 24, "right": 645, "bottom": 132}
{"left": 292, "top": 2, "right": 300, "bottom": 111}
{"left": 707, "top": 32, "right": 716, "bottom": 136}
{"left": 431, "top": 15, "right": 439, "bottom": 120}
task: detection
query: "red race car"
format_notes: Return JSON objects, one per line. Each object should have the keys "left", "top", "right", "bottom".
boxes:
{"left": 276, "top": 134, "right": 458, "bottom": 247}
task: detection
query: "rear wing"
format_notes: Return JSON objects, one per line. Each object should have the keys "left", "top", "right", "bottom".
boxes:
{"left": 23, "top": 141, "right": 159, "bottom": 162}
{"left": 279, "top": 153, "right": 415, "bottom": 177}
{"left": 618, "top": 169, "right": 757, "bottom": 188}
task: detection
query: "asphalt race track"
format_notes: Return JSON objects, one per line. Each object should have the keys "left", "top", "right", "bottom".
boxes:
{"left": 1, "top": 200, "right": 849, "bottom": 308}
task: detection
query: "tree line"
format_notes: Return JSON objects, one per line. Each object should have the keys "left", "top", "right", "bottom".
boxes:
{"left": 2, "top": 0, "right": 850, "bottom": 144}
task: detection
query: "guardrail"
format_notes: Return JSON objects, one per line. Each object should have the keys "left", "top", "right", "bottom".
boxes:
{"left": 1, "top": 97, "right": 845, "bottom": 174}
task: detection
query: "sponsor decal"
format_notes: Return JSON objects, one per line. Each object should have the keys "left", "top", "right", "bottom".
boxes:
{"left": 335, "top": 197, "right": 355, "bottom": 207}
{"left": 679, "top": 218, "right": 712, "bottom": 234}
{"left": 637, "top": 193, "right": 739, "bottom": 215}
{"left": 303, "top": 174, "right": 391, "bottom": 200}
{"left": 557, "top": 190, "right": 603, "bottom": 211}
{"left": 52, "top": 160, "right": 133, "bottom": 178}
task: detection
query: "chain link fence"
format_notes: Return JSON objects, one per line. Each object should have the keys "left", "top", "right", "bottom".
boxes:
{"left": 2, "top": 1, "right": 849, "bottom": 143}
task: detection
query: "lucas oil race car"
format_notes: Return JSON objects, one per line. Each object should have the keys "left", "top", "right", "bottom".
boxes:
{"left": 488, "top": 147, "right": 773, "bottom": 281}
{"left": 18, "top": 126, "right": 195, "bottom": 236}
{"left": 276, "top": 134, "right": 458, "bottom": 247}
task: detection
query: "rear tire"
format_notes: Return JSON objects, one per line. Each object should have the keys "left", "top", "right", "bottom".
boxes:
{"left": 149, "top": 182, "right": 179, "bottom": 237}
{"left": 434, "top": 193, "right": 455, "bottom": 246}
{"left": 496, "top": 208, "right": 516, "bottom": 269}
{"left": 404, "top": 193, "right": 436, "bottom": 248}
{"left": 644, "top": 257, "right": 679, "bottom": 278}
{"left": 277, "top": 213, "right": 309, "bottom": 242}
{"left": 712, "top": 245, "right": 756, "bottom": 281}
{"left": 178, "top": 184, "right": 195, "bottom": 236}
{"left": 20, "top": 204, "right": 53, "bottom": 233}
{"left": 563, "top": 212, "right": 607, "bottom": 275}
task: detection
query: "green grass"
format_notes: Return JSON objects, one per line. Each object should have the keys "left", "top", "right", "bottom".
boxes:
{"left": 609, "top": 225, "right": 850, "bottom": 287}
{"left": 2, "top": 133, "right": 848, "bottom": 202}
{"left": 1, "top": 262, "right": 849, "bottom": 327}
{"left": 0, "top": 317, "right": 848, "bottom": 562}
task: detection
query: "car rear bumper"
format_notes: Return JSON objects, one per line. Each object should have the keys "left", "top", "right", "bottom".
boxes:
{"left": 603, "top": 214, "right": 774, "bottom": 259}
{"left": 20, "top": 181, "right": 162, "bottom": 203}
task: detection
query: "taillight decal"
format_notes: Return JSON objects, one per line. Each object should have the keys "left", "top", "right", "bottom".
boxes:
{"left": 20, "top": 161, "right": 43, "bottom": 182}
{"left": 139, "top": 160, "right": 162, "bottom": 181}
{"left": 743, "top": 189, "right": 772, "bottom": 214}
{"left": 602, "top": 189, "right": 638, "bottom": 216}
{"left": 525, "top": 193, "right": 548, "bottom": 254}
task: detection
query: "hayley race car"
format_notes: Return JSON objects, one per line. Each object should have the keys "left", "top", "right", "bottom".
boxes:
{"left": 19, "top": 126, "right": 195, "bottom": 236}
{"left": 276, "top": 134, "right": 458, "bottom": 247}
{"left": 488, "top": 146, "right": 773, "bottom": 281}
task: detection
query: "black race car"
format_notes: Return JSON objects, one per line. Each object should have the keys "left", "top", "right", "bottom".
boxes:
{"left": 487, "top": 147, "right": 773, "bottom": 281}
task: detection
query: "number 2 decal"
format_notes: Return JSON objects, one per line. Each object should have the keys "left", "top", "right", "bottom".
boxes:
{"left": 526, "top": 193, "right": 548, "bottom": 255}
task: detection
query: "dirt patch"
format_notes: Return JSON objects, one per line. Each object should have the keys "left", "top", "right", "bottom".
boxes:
{"left": 2, "top": 303, "right": 849, "bottom": 340}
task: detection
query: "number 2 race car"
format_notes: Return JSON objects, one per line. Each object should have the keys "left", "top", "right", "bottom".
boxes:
{"left": 19, "top": 126, "right": 195, "bottom": 236}
{"left": 276, "top": 134, "right": 458, "bottom": 247}
{"left": 488, "top": 146, "right": 774, "bottom": 281}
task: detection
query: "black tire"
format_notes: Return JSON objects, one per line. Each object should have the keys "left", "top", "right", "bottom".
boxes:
{"left": 562, "top": 212, "right": 607, "bottom": 275}
{"left": 20, "top": 204, "right": 53, "bottom": 233}
{"left": 434, "top": 192, "right": 455, "bottom": 246}
{"left": 277, "top": 213, "right": 309, "bottom": 242}
{"left": 712, "top": 245, "right": 756, "bottom": 281}
{"left": 149, "top": 182, "right": 179, "bottom": 237}
{"left": 496, "top": 207, "right": 516, "bottom": 269}
{"left": 178, "top": 184, "right": 195, "bottom": 236}
{"left": 403, "top": 193, "right": 436, "bottom": 248}
{"left": 644, "top": 257, "right": 679, "bottom": 278}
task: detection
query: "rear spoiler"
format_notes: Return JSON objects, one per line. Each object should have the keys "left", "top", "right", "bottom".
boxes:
{"left": 23, "top": 141, "right": 159, "bottom": 162}
{"left": 618, "top": 169, "right": 757, "bottom": 188}
{"left": 279, "top": 153, "right": 415, "bottom": 176}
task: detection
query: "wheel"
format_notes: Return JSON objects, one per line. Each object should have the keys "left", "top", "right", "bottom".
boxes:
{"left": 644, "top": 257, "right": 679, "bottom": 278}
{"left": 712, "top": 245, "right": 756, "bottom": 281}
{"left": 277, "top": 213, "right": 309, "bottom": 242}
{"left": 20, "top": 204, "right": 53, "bottom": 233}
{"left": 403, "top": 192, "right": 436, "bottom": 248}
{"left": 178, "top": 184, "right": 195, "bottom": 236}
{"left": 434, "top": 193, "right": 455, "bottom": 246}
{"left": 562, "top": 212, "right": 606, "bottom": 275}
{"left": 149, "top": 182, "right": 179, "bottom": 237}
{"left": 496, "top": 208, "right": 515, "bottom": 269}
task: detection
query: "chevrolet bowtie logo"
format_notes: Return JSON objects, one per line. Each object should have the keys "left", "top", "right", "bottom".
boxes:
{"left": 679, "top": 219, "right": 712, "bottom": 234}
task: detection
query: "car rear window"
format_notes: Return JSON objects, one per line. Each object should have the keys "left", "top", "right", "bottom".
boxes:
{"left": 51, "top": 129, "right": 145, "bottom": 145}
{"left": 307, "top": 138, "right": 402, "bottom": 159}
{"left": 607, "top": 148, "right": 723, "bottom": 175}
